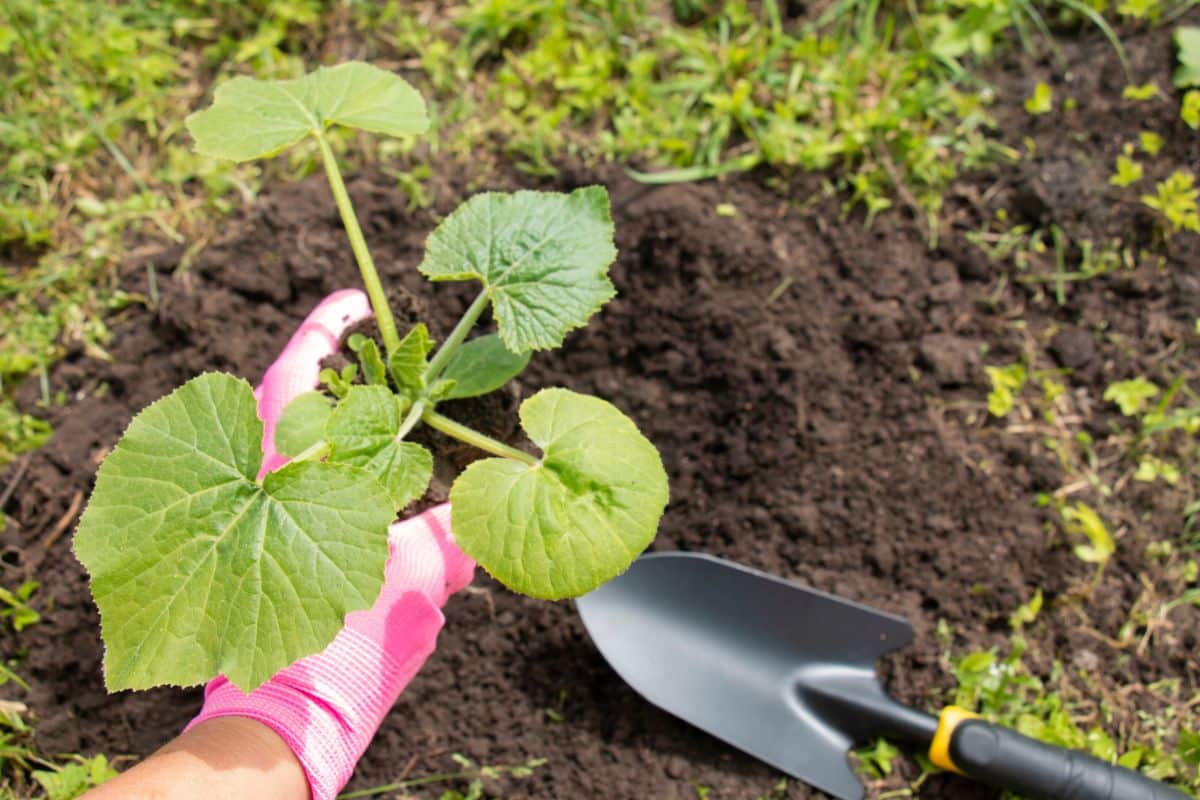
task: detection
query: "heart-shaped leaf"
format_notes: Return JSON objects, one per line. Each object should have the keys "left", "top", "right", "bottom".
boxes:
{"left": 441, "top": 334, "right": 531, "bottom": 399}
{"left": 449, "top": 388, "right": 669, "bottom": 598}
{"left": 186, "top": 62, "right": 428, "bottom": 162}
{"left": 326, "top": 385, "right": 432, "bottom": 510}
{"left": 418, "top": 187, "right": 617, "bottom": 353}
{"left": 73, "top": 373, "right": 395, "bottom": 692}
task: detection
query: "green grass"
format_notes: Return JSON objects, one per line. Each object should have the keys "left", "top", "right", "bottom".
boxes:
{"left": 3, "top": 0, "right": 1199, "bottom": 795}
{"left": 3, "top": 0, "right": 1143, "bottom": 471}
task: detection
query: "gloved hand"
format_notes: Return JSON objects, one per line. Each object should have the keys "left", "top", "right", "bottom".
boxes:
{"left": 187, "top": 290, "right": 476, "bottom": 800}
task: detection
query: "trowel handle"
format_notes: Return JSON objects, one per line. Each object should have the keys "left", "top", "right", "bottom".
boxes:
{"left": 930, "top": 707, "right": 1190, "bottom": 800}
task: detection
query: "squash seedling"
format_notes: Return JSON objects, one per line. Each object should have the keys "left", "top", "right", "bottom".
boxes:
{"left": 73, "top": 63, "right": 669, "bottom": 693}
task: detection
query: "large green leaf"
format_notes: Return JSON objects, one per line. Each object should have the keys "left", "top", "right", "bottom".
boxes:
{"left": 441, "top": 334, "right": 531, "bottom": 399}
{"left": 73, "top": 373, "right": 395, "bottom": 692}
{"left": 449, "top": 388, "right": 668, "bottom": 598}
{"left": 186, "top": 61, "right": 428, "bottom": 162}
{"left": 417, "top": 187, "right": 617, "bottom": 353}
{"left": 326, "top": 385, "right": 432, "bottom": 510}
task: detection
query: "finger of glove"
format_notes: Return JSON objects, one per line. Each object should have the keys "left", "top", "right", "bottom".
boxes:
{"left": 256, "top": 289, "right": 371, "bottom": 477}
{"left": 346, "top": 504, "right": 475, "bottom": 643}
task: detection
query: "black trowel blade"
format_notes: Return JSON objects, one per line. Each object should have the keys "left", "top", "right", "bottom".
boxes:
{"left": 576, "top": 552, "right": 914, "bottom": 800}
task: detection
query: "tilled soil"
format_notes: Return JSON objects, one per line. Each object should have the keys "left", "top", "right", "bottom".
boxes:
{"left": 2, "top": 21, "right": 1198, "bottom": 800}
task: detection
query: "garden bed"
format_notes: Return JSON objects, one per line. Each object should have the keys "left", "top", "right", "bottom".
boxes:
{"left": 2, "top": 20, "right": 1198, "bottom": 800}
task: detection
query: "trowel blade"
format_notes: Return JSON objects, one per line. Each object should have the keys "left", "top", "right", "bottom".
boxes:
{"left": 576, "top": 552, "right": 914, "bottom": 800}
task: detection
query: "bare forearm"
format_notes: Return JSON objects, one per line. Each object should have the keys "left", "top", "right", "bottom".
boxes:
{"left": 83, "top": 717, "right": 309, "bottom": 800}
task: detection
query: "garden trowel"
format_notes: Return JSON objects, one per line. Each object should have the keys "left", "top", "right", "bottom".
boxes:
{"left": 576, "top": 552, "right": 1188, "bottom": 800}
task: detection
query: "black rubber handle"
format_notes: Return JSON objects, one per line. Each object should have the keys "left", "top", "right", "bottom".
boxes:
{"left": 949, "top": 719, "right": 1192, "bottom": 799}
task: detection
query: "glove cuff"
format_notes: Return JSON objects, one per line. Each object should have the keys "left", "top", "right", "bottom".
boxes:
{"left": 186, "top": 596, "right": 444, "bottom": 800}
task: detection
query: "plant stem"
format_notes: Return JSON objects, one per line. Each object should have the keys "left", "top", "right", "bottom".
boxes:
{"left": 422, "top": 410, "right": 538, "bottom": 466}
{"left": 315, "top": 133, "right": 401, "bottom": 354}
{"left": 423, "top": 290, "right": 489, "bottom": 383}
{"left": 394, "top": 399, "right": 426, "bottom": 442}
{"left": 288, "top": 440, "right": 330, "bottom": 464}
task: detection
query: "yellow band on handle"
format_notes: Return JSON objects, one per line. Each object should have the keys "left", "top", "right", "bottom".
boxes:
{"left": 929, "top": 706, "right": 980, "bottom": 774}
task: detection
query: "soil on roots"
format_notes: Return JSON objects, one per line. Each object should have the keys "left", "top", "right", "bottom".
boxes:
{"left": 2, "top": 22, "right": 1198, "bottom": 800}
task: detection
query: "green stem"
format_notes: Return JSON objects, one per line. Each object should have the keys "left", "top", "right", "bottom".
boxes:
{"left": 394, "top": 399, "right": 427, "bottom": 442}
{"left": 423, "top": 290, "right": 489, "bottom": 383}
{"left": 422, "top": 410, "right": 538, "bottom": 466}
{"left": 315, "top": 133, "right": 400, "bottom": 354}
{"left": 288, "top": 439, "right": 330, "bottom": 464}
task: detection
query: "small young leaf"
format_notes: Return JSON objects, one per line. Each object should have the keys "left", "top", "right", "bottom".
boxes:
{"left": 1061, "top": 502, "right": 1115, "bottom": 565}
{"left": 450, "top": 388, "right": 669, "bottom": 599}
{"left": 186, "top": 62, "right": 429, "bottom": 162}
{"left": 326, "top": 385, "right": 431, "bottom": 509}
{"left": 1103, "top": 377, "right": 1159, "bottom": 416}
{"left": 388, "top": 324, "right": 434, "bottom": 396}
{"left": 320, "top": 364, "right": 357, "bottom": 399}
{"left": 418, "top": 187, "right": 618, "bottom": 353}
{"left": 73, "top": 373, "right": 394, "bottom": 692}
{"left": 274, "top": 391, "right": 332, "bottom": 457}
{"left": 348, "top": 334, "right": 388, "bottom": 387}
{"left": 1024, "top": 82, "right": 1052, "bottom": 115}
{"left": 441, "top": 334, "right": 532, "bottom": 399}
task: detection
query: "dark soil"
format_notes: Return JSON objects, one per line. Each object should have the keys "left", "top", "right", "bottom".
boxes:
{"left": 2, "top": 20, "right": 1198, "bottom": 800}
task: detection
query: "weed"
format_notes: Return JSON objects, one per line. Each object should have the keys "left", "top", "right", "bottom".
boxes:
{"left": 986, "top": 362, "right": 1028, "bottom": 417}
{"left": 1181, "top": 90, "right": 1200, "bottom": 129}
{"left": 0, "top": 703, "right": 115, "bottom": 799}
{"left": 1025, "top": 81, "right": 1053, "bottom": 114}
{"left": 0, "top": 582, "right": 38, "bottom": 633}
{"left": 336, "top": 753, "right": 545, "bottom": 800}
{"left": 1109, "top": 151, "right": 1145, "bottom": 187}
{"left": 947, "top": 634, "right": 1199, "bottom": 790}
{"left": 1141, "top": 170, "right": 1200, "bottom": 236}
{"left": 1105, "top": 377, "right": 1160, "bottom": 416}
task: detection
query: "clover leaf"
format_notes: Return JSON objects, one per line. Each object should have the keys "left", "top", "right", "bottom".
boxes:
{"left": 73, "top": 373, "right": 395, "bottom": 692}
{"left": 449, "top": 388, "right": 669, "bottom": 599}
{"left": 418, "top": 187, "right": 617, "bottom": 353}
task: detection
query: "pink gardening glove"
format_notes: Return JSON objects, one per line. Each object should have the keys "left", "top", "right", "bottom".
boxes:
{"left": 187, "top": 290, "right": 476, "bottom": 800}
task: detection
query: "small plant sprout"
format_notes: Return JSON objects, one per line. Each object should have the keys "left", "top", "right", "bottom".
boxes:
{"left": 1104, "top": 377, "right": 1160, "bottom": 416}
{"left": 1024, "top": 82, "right": 1053, "bottom": 115}
{"left": 1109, "top": 148, "right": 1144, "bottom": 188}
{"left": 73, "top": 63, "right": 669, "bottom": 692}
{"left": 1141, "top": 171, "right": 1200, "bottom": 236}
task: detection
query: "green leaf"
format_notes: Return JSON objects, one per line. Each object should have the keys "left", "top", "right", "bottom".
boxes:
{"left": 441, "top": 334, "right": 532, "bottom": 399}
{"left": 1122, "top": 82, "right": 1159, "bottom": 101}
{"left": 450, "top": 388, "right": 668, "bottom": 599}
{"left": 348, "top": 334, "right": 388, "bottom": 387}
{"left": 319, "top": 364, "right": 357, "bottom": 399}
{"left": 274, "top": 391, "right": 332, "bottom": 457}
{"left": 186, "top": 61, "right": 428, "bottom": 162}
{"left": 1182, "top": 90, "right": 1200, "bottom": 130}
{"left": 326, "top": 385, "right": 431, "bottom": 509}
{"left": 1024, "top": 82, "right": 1052, "bottom": 115}
{"left": 73, "top": 373, "right": 394, "bottom": 691}
{"left": 388, "top": 324, "right": 434, "bottom": 396}
{"left": 1103, "top": 377, "right": 1159, "bottom": 416}
{"left": 1174, "top": 26, "right": 1200, "bottom": 88}
{"left": 986, "top": 363, "right": 1026, "bottom": 418}
{"left": 1061, "top": 502, "right": 1115, "bottom": 565}
{"left": 418, "top": 187, "right": 618, "bottom": 353}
